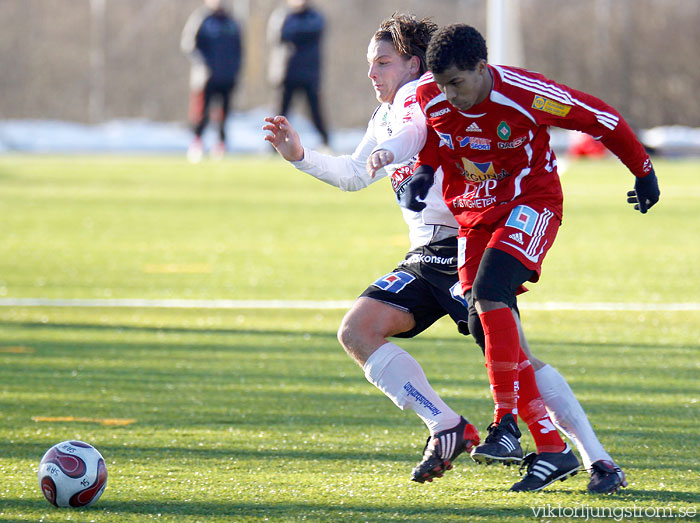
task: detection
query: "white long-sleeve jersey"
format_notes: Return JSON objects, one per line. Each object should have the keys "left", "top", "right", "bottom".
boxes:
{"left": 291, "top": 80, "right": 457, "bottom": 250}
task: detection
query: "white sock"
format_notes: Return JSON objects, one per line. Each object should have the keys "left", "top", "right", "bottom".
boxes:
{"left": 363, "top": 342, "right": 461, "bottom": 434}
{"left": 535, "top": 364, "right": 612, "bottom": 469}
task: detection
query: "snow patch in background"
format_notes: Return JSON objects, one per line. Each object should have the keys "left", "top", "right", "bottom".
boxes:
{"left": 1, "top": 107, "right": 699, "bottom": 156}
{"left": 641, "top": 126, "right": 700, "bottom": 156}
{"left": 0, "top": 107, "right": 364, "bottom": 155}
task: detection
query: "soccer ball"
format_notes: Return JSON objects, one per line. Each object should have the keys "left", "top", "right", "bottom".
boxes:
{"left": 38, "top": 440, "right": 108, "bottom": 508}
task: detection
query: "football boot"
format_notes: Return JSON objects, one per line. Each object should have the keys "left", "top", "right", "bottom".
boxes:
{"left": 410, "top": 416, "right": 480, "bottom": 483}
{"left": 471, "top": 412, "right": 523, "bottom": 465}
{"left": 509, "top": 443, "right": 581, "bottom": 492}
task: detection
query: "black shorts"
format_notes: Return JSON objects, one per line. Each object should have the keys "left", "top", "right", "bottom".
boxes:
{"left": 360, "top": 237, "right": 471, "bottom": 338}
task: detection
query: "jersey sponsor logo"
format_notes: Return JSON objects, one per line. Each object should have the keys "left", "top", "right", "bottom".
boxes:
{"left": 497, "top": 121, "right": 511, "bottom": 140}
{"left": 453, "top": 171, "right": 501, "bottom": 209}
{"left": 532, "top": 95, "right": 572, "bottom": 117}
{"left": 371, "top": 270, "right": 416, "bottom": 293}
{"left": 429, "top": 107, "right": 451, "bottom": 118}
{"left": 453, "top": 196, "right": 497, "bottom": 209}
{"left": 436, "top": 131, "right": 454, "bottom": 149}
{"left": 390, "top": 165, "right": 412, "bottom": 193}
{"left": 457, "top": 136, "right": 491, "bottom": 150}
{"left": 465, "top": 122, "right": 482, "bottom": 132}
{"left": 404, "top": 94, "right": 417, "bottom": 108}
{"left": 470, "top": 137, "right": 491, "bottom": 150}
{"left": 399, "top": 253, "right": 455, "bottom": 267}
{"left": 449, "top": 282, "right": 469, "bottom": 308}
{"left": 498, "top": 135, "right": 527, "bottom": 149}
{"left": 458, "top": 158, "right": 510, "bottom": 182}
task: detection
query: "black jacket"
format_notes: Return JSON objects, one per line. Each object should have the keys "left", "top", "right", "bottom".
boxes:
{"left": 279, "top": 7, "right": 324, "bottom": 85}
{"left": 195, "top": 10, "right": 242, "bottom": 84}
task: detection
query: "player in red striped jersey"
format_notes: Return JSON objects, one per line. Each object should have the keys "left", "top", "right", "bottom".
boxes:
{"left": 402, "top": 24, "right": 658, "bottom": 492}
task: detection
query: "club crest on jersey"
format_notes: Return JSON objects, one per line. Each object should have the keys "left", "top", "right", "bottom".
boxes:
{"left": 436, "top": 131, "right": 454, "bottom": 149}
{"left": 497, "top": 121, "right": 511, "bottom": 140}
{"left": 458, "top": 158, "right": 509, "bottom": 182}
{"left": 532, "top": 96, "right": 572, "bottom": 117}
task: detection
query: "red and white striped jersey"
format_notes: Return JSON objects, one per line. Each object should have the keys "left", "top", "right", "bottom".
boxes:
{"left": 416, "top": 65, "right": 652, "bottom": 227}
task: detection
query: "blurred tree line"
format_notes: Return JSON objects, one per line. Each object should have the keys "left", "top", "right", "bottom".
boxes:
{"left": 0, "top": 0, "right": 698, "bottom": 130}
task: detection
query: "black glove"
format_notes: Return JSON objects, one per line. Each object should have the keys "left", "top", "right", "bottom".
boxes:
{"left": 399, "top": 165, "right": 435, "bottom": 212}
{"left": 627, "top": 168, "right": 659, "bottom": 214}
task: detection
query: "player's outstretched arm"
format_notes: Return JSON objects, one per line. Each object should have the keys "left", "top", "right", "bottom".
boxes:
{"left": 263, "top": 115, "right": 377, "bottom": 192}
{"left": 626, "top": 167, "right": 660, "bottom": 214}
{"left": 263, "top": 115, "right": 304, "bottom": 162}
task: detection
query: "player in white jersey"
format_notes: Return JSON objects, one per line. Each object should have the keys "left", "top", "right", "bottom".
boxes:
{"left": 265, "top": 14, "right": 480, "bottom": 484}
{"left": 264, "top": 14, "right": 626, "bottom": 494}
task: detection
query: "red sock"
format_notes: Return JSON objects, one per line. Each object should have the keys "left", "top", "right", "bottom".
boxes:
{"left": 517, "top": 349, "right": 566, "bottom": 453}
{"left": 480, "top": 308, "right": 520, "bottom": 423}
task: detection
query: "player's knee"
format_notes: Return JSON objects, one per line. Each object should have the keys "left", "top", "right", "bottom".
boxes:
{"left": 337, "top": 307, "right": 378, "bottom": 354}
{"left": 338, "top": 300, "right": 409, "bottom": 361}
{"left": 471, "top": 276, "right": 513, "bottom": 306}
{"left": 336, "top": 312, "right": 357, "bottom": 352}
{"left": 472, "top": 248, "right": 533, "bottom": 307}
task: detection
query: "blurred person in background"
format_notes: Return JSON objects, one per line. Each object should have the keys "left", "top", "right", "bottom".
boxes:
{"left": 267, "top": 0, "right": 329, "bottom": 149}
{"left": 181, "top": 0, "right": 243, "bottom": 162}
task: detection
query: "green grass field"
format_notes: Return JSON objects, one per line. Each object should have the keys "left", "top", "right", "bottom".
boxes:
{"left": 0, "top": 155, "right": 698, "bottom": 522}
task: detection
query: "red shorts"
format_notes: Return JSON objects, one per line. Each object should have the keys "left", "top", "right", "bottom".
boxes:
{"left": 457, "top": 203, "right": 561, "bottom": 291}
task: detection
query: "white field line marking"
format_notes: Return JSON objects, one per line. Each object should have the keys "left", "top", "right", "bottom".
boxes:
{"left": 0, "top": 298, "right": 698, "bottom": 311}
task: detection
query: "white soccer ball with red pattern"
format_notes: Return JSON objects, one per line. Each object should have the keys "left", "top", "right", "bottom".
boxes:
{"left": 38, "top": 440, "right": 108, "bottom": 508}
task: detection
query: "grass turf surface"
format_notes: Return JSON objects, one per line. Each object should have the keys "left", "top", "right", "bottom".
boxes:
{"left": 0, "top": 155, "right": 698, "bottom": 521}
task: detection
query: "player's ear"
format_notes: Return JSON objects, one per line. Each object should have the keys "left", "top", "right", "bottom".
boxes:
{"left": 409, "top": 55, "right": 420, "bottom": 74}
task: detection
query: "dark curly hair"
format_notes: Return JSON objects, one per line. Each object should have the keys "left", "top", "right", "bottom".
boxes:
{"left": 373, "top": 13, "right": 438, "bottom": 75}
{"left": 426, "top": 24, "right": 488, "bottom": 74}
